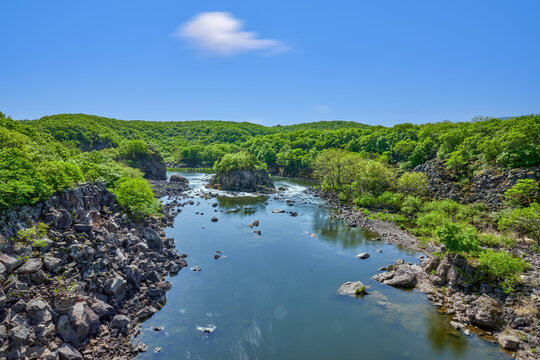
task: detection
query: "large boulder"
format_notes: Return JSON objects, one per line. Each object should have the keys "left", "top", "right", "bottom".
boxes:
{"left": 68, "top": 302, "right": 99, "bottom": 342}
{"left": 207, "top": 169, "right": 275, "bottom": 193}
{"left": 465, "top": 294, "right": 505, "bottom": 330}
{"left": 58, "top": 343, "right": 83, "bottom": 360}
{"left": 337, "top": 281, "right": 367, "bottom": 296}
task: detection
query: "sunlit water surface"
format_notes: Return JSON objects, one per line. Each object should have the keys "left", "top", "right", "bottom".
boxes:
{"left": 135, "top": 172, "right": 508, "bottom": 360}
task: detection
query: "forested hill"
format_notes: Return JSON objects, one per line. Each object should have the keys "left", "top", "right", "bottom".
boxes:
{"left": 23, "top": 113, "right": 540, "bottom": 173}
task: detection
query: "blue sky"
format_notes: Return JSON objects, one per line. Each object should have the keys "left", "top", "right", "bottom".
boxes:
{"left": 1, "top": 0, "right": 539, "bottom": 126}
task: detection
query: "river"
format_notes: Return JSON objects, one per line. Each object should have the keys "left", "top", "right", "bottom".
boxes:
{"left": 135, "top": 173, "right": 508, "bottom": 360}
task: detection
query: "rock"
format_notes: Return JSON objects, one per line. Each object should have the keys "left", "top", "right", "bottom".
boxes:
{"left": 58, "top": 343, "right": 83, "bottom": 360}
{"left": 103, "top": 276, "right": 128, "bottom": 301}
{"left": 110, "top": 314, "right": 130, "bottom": 331}
{"left": 191, "top": 267, "right": 201, "bottom": 272}
{"left": 272, "top": 209, "right": 285, "bottom": 213}
{"left": 337, "top": 281, "right": 367, "bottom": 296}
{"left": 15, "top": 258, "right": 42, "bottom": 274}
{"left": 143, "top": 229, "right": 164, "bottom": 251}
{"left": 207, "top": 169, "right": 275, "bottom": 193}
{"left": 9, "top": 325, "right": 29, "bottom": 344}
{"left": 69, "top": 302, "right": 99, "bottom": 341}
{"left": 356, "top": 253, "right": 370, "bottom": 259}
{"left": 169, "top": 174, "right": 189, "bottom": 184}
{"left": 0, "top": 254, "right": 22, "bottom": 272}
{"left": 196, "top": 325, "right": 216, "bottom": 333}
{"left": 154, "top": 347, "right": 162, "bottom": 353}
{"left": 253, "top": 230, "right": 261, "bottom": 236}
{"left": 43, "top": 256, "right": 64, "bottom": 272}
{"left": 0, "top": 262, "right": 6, "bottom": 278}
{"left": 497, "top": 334, "right": 520, "bottom": 350}
{"left": 89, "top": 298, "right": 116, "bottom": 319}
{"left": 26, "top": 298, "right": 53, "bottom": 323}
{"left": 211, "top": 217, "right": 218, "bottom": 222}
{"left": 465, "top": 294, "right": 505, "bottom": 330}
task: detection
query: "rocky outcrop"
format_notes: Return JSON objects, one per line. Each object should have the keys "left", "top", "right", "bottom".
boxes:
{"left": 414, "top": 159, "right": 539, "bottom": 208}
{"left": 207, "top": 170, "right": 275, "bottom": 193}
{"left": 0, "top": 183, "right": 187, "bottom": 359}
{"left": 118, "top": 150, "right": 167, "bottom": 180}
{"left": 337, "top": 281, "right": 367, "bottom": 296}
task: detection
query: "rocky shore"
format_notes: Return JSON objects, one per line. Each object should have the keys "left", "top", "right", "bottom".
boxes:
{"left": 0, "top": 181, "right": 189, "bottom": 360}
{"left": 310, "top": 187, "right": 540, "bottom": 359}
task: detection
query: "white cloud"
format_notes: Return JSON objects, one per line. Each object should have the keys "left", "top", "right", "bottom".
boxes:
{"left": 314, "top": 105, "right": 331, "bottom": 113}
{"left": 176, "top": 12, "right": 287, "bottom": 55}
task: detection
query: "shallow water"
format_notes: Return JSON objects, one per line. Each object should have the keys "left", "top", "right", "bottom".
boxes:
{"left": 135, "top": 173, "right": 508, "bottom": 360}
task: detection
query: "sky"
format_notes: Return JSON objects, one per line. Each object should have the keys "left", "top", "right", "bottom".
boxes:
{"left": 1, "top": 0, "right": 539, "bottom": 126}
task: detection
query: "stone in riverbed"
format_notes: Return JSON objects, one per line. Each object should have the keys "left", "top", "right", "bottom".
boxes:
{"left": 111, "top": 314, "right": 130, "bottom": 332}
{"left": 465, "top": 294, "right": 505, "bottom": 330}
{"left": 337, "top": 281, "right": 367, "bottom": 296}
{"left": 211, "top": 217, "right": 218, "bottom": 222}
{"left": 356, "top": 253, "right": 370, "bottom": 259}
{"left": 497, "top": 334, "right": 520, "bottom": 350}
{"left": 103, "top": 276, "right": 128, "bottom": 301}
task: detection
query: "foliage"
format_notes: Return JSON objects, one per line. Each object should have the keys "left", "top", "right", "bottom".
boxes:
{"left": 434, "top": 222, "right": 480, "bottom": 254}
{"left": 504, "top": 179, "right": 539, "bottom": 208}
{"left": 213, "top": 151, "right": 266, "bottom": 174}
{"left": 113, "top": 178, "right": 161, "bottom": 218}
{"left": 478, "top": 249, "right": 530, "bottom": 290}
{"left": 16, "top": 222, "right": 49, "bottom": 243}
{"left": 38, "top": 161, "right": 84, "bottom": 191}
{"left": 401, "top": 195, "right": 423, "bottom": 214}
{"left": 397, "top": 171, "right": 428, "bottom": 195}
{"left": 498, "top": 203, "right": 540, "bottom": 242}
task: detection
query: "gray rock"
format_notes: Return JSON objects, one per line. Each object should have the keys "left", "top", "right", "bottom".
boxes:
{"left": 384, "top": 265, "right": 418, "bottom": 288}
{"left": 9, "top": 325, "right": 29, "bottom": 344}
{"left": 43, "top": 255, "right": 64, "bottom": 272}
{"left": 89, "top": 298, "right": 116, "bottom": 319}
{"left": 0, "top": 262, "right": 6, "bottom": 277}
{"left": 355, "top": 253, "right": 370, "bottom": 259}
{"left": 0, "top": 254, "right": 22, "bottom": 272}
{"left": 337, "top": 281, "right": 367, "bottom": 296}
{"left": 26, "top": 298, "right": 53, "bottom": 323}
{"left": 110, "top": 314, "right": 130, "bottom": 331}
{"left": 15, "top": 258, "right": 42, "bottom": 274}
{"left": 498, "top": 334, "right": 520, "bottom": 350}
{"left": 69, "top": 302, "right": 99, "bottom": 341}
{"left": 103, "top": 275, "right": 128, "bottom": 301}
{"left": 58, "top": 343, "right": 83, "bottom": 360}
{"left": 465, "top": 294, "right": 505, "bottom": 330}
{"left": 143, "top": 229, "right": 163, "bottom": 251}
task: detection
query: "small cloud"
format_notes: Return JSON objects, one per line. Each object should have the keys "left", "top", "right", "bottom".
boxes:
{"left": 175, "top": 12, "right": 287, "bottom": 55}
{"left": 314, "top": 105, "right": 331, "bottom": 113}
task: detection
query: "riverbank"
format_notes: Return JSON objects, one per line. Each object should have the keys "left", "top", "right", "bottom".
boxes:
{"left": 309, "top": 187, "right": 540, "bottom": 359}
{"left": 0, "top": 180, "right": 190, "bottom": 360}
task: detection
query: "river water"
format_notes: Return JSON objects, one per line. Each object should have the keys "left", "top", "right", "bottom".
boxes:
{"left": 135, "top": 173, "right": 508, "bottom": 360}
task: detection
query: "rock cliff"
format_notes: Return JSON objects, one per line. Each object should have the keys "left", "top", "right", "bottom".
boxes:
{"left": 207, "top": 169, "right": 275, "bottom": 193}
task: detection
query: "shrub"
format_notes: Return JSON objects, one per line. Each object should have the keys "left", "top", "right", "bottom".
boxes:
{"left": 435, "top": 222, "right": 480, "bottom": 253}
{"left": 498, "top": 203, "right": 540, "bottom": 242}
{"left": 38, "top": 161, "right": 84, "bottom": 191}
{"left": 397, "top": 171, "right": 428, "bottom": 196}
{"left": 114, "top": 178, "right": 161, "bottom": 218}
{"left": 504, "top": 179, "right": 539, "bottom": 208}
{"left": 401, "top": 195, "right": 422, "bottom": 214}
{"left": 214, "top": 151, "right": 266, "bottom": 174}
{"left": 478, "top": 249, "right": 529, "bottom": 291}
{"left": 478, "top": 233, "right": 516, "bottom": 248}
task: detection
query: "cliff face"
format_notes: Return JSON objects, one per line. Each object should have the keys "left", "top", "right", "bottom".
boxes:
{"left": 414, "top": 159, "right": 539, "bottom": 208}
{"left": 0, "top": 183, "right": 185, "bottom": 359}
{"left": 122, "top": 150, "right": 167, "bottom": 180}
{"left": 207, "top": 169, "right": 275, "bottom": 193}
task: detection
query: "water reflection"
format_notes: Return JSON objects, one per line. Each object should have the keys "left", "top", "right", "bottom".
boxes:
{"left": 217, "top": 196, "right": 268, "bottom": 217}
{"left": 311, "top": 208, "right": 368, "bottom": 249}
{"left": 426, "top": 310, "right": 467, "bottom": 355}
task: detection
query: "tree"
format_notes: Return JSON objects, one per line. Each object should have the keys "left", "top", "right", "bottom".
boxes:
{"left": 397, "top": 171, "right": 428, "bottom": 195}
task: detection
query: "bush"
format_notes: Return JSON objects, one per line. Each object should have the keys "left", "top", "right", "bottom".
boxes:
{"left": 478, "top": 249, "right": 529, "bottom": 290}
{"left": 435, "top": 222, "right": 480, "bottom": 254}
{"left": 72, "top": 151, "right": 143, "bottom": 187}
{"left": 478, "top": 233, "right": 516, "bottom": 248}
{"left": 353, "top": 192, "right": 402, "bottom": 210}
{"left": 397, "top": 171, "right": 428, "bottom": 196}
{"left": 498, "top": 203, "right": 540, "bottom": 242}
{"left": 114, "top": 178, "right": 161, "bottom": 218}
{"left": 504, "top": 179, "right": 539, "bottom": 208}
{"left": 401, "top": 195, "right": 422, "bottom": 214}
{"left": 214, "top": 151, "right": 266, "bottom": 174}
{"left": 38, "top": 161, "right": 84, "bottom": 191}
